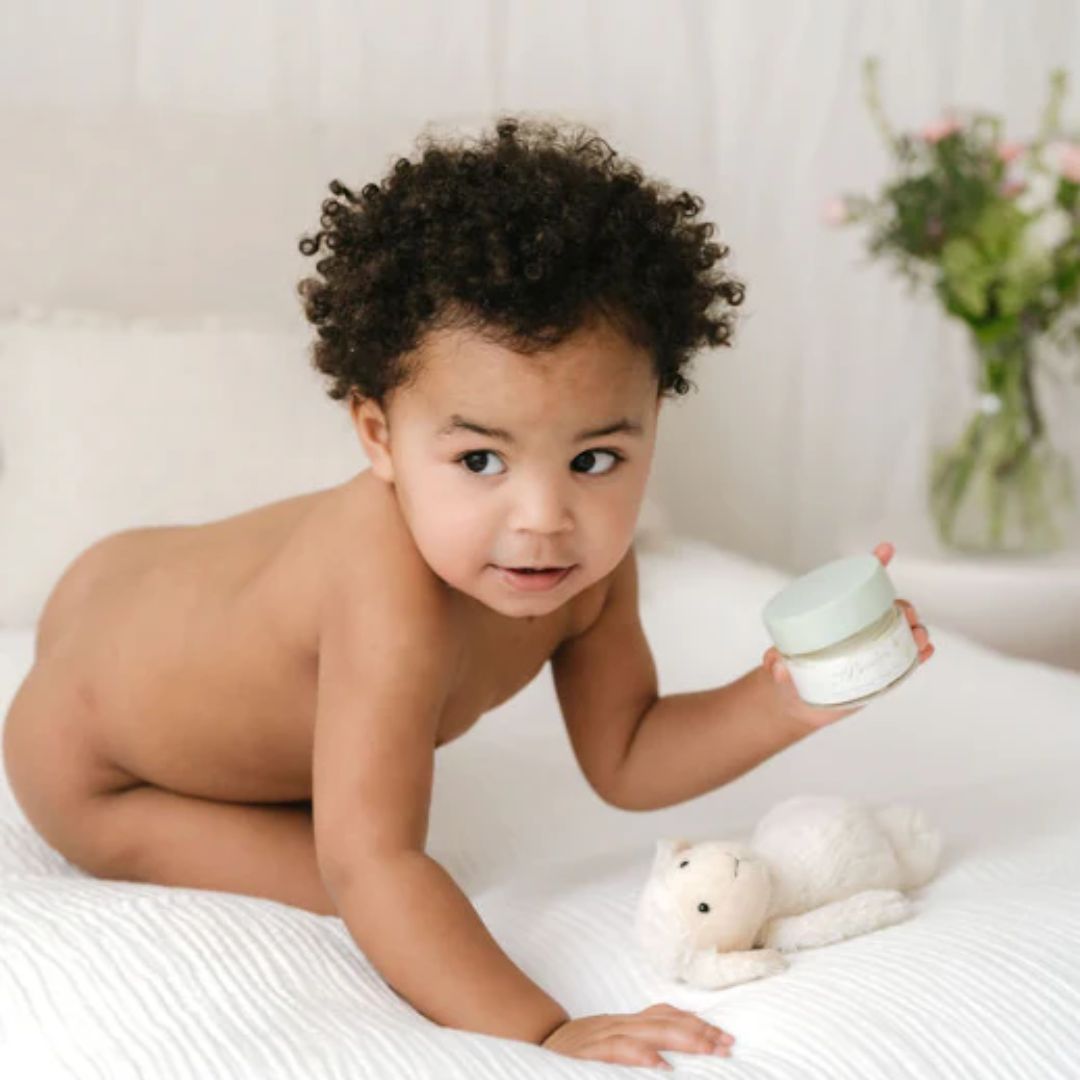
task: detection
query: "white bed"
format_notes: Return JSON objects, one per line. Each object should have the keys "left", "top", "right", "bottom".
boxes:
{"left": 2, "top": 535, "right": 1079, "bottom": 1079}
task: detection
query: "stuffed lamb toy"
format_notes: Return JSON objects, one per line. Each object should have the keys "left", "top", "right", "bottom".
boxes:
{"left": 635, "top": 795, "right": 944, "bottom": 990}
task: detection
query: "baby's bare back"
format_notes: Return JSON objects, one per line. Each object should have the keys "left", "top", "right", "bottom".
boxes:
{"left": 35, "top": 479, "right": 354, "bottom": 802}
{"left": 32, "top": 470, "right": 588, "bottom": 805}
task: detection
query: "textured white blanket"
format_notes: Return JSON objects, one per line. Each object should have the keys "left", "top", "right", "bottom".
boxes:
{"left": 2, "top": 538, "right": 1078, "bottom": 1078}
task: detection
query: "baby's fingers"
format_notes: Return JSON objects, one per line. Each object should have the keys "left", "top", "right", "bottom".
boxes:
{"left": 619, "top": 1017, "right": 733, "bottom": 1062}
{"left": 896, "top": 599, "right": 934, "bottom": 660}
{"left": 585, "top": 1033, "right": 674, "bottom": 1071}
{"left": 762, "top": 646, "right": 787, "bottom": 680}
{"left": 640, "top": 1002, "right": 736, "bottom": 1046}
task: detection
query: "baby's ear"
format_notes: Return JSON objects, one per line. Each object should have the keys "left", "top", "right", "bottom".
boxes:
{"left": 350, "top": 394, "right": 395, "bottom": 483}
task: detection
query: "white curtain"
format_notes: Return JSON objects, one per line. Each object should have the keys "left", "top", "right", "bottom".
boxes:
{"left": 2, "top": 0, "right": 1078, "bottom": 572}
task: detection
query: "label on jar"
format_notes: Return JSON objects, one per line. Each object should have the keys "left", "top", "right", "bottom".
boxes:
{"left": 784, "top": 612, "right": 919, "bottom": 707}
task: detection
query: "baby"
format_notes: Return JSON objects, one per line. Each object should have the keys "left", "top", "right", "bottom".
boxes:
{"left": 3, "top": 116, "right": 933, "bottom": 1070}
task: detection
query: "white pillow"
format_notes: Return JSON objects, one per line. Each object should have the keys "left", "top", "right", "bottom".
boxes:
{"left": 0, "top": 311, "right": 672, "bottom": 628}
{"left": 0, "top": 311, "right": 361, "bottom": 628}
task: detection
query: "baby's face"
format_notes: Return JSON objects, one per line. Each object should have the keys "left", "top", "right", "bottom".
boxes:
{"left": 352, "top": 316, "right": 662, "bottom": 618}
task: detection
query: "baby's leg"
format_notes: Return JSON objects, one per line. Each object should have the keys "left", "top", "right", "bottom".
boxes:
{"left": 4, "top": 663, "right": 336, "bottom": 916}
{"left": 91, "top": 786, "right": 337, "bottom": 916}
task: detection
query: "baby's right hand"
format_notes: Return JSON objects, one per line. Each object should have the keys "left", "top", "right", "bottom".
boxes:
{"left": 540, "top": 1002, "right": 735, "bottom": 1070}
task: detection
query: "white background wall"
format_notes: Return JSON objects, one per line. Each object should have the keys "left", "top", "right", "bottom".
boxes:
{"left": 2, "top": 0, "right": 1080, "bottom": 575}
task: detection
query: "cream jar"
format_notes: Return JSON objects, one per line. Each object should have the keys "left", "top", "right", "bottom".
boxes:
{"left": 761, "top": 553, "right": 919, "bottom": 709}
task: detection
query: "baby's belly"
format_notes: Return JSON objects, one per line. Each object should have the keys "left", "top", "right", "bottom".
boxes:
{"left": 51, "top": 538, "right": 322, "bottom": 803}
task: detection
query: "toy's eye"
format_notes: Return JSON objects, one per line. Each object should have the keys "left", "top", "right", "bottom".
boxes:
{"left": 678, "top": 860, "right": 689, "bottom": 868}
{"left": 698, "top": 902, "right": 710, "bottom": 913}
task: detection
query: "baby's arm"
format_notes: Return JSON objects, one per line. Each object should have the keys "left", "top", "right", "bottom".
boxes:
{"left": 552, "top": 544, "right": 813, "bottom": 812}
{"left": 312, "top": 555, "right": 568, "bottom": 1045}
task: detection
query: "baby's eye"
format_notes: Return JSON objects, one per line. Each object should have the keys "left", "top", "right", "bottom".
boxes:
{"left": 571, "top": 449, "right": 622, "bottom": 475}
{"left": 458, "top": 450, "right": 506, "bottom": 476}
{"left": 456, "top": 449, "right": 624, "bottom": 477}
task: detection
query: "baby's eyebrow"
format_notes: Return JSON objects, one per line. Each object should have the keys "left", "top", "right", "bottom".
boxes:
{"left": 438, "top": 414, "right": 643, "bottom": 444}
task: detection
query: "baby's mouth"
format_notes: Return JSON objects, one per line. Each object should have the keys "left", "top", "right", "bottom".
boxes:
{"left": 494, "top": 564, "right": 577, "bottom": 589}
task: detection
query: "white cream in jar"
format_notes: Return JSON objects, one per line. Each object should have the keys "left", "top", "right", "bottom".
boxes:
{"left": 761, "top": 553, "right": 919, "bottom": 709}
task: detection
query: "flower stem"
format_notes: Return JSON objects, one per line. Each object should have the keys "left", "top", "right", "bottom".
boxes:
{"left": 930, "top": 329, "right": 1073, "bottom": 553}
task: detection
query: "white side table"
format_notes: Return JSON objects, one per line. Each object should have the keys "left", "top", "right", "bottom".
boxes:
{"left": 840, "top": 519, "right": 1080, "bottom": 673}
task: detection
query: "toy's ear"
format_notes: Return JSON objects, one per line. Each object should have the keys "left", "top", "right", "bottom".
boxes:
{"left": 652, "top": 838, "right": 693, "bottom": 873}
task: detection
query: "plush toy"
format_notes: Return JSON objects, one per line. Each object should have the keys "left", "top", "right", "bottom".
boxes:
{"left": 634, "top": 795, "right": 944, "bottom": 990}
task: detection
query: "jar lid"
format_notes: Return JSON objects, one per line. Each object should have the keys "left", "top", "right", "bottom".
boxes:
{"left": 761, "top": 553, "right": 897, "bottom": 655}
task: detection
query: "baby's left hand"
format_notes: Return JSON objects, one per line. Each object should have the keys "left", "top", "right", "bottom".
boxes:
{"left": 762, "top": 541, "right": 935, "bottom": 732}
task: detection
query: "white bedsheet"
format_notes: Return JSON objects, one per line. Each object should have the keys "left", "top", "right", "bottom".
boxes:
{"left": 2, "top": 538, "right": 1078, "bottom": 1079}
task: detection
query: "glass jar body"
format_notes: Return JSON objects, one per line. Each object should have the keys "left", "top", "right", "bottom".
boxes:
{"left": 929, "top": 327, "right": 1079, "bottom": 554}
{"left": 778, "top": 603, "right": 919, "bottom": 709}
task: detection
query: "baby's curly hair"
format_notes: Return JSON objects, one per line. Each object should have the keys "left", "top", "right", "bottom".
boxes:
{"left": 296, "top": 116, "right": 746, "bottom": 406}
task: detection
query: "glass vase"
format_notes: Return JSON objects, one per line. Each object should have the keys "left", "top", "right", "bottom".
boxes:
{"left": 928, "top": 327, "right": 1079, "bottom": 554}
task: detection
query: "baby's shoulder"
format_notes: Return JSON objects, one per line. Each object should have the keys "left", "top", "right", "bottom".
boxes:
{"left": 312, "top": 471, "right": 451, "bottom": 630}
{"left": 308, "top": 476, "right": 463, "bottom": 711}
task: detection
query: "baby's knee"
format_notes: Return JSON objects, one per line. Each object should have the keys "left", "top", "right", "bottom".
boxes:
{"left": 61, "top": 788, "right": 151, "bottom": 882}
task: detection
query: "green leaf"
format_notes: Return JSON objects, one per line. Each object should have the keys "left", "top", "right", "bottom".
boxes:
{"left": 940, "top": 238, "right": 991, "bottom": 317}
{"left": 971, "top": 318, "right": 1020, "bottom": 346}
{"left": 973, "top": 201, "right": 1026, "bottom": 262}
{"left": 1055, "top": 178, "right": 1080, "bottom": 212}
{"left": 996, "top": 250, "right": 1051, "bottom": 316}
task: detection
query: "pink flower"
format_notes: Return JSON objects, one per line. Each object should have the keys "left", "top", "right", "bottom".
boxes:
{"left": 996, "top": 140, "right": 1025, "bottom": 164}
{"left": 922, "top": 116, "right": 963, "bottom": 143}
{"left": 1058, "top": 142, "right": 1080, "bottom": 183}
{"left": 821, "top": 196, "right": 848, "bottom": 226}
{"left": 1000, "top": 178, "right": 1027, "bottom": 198}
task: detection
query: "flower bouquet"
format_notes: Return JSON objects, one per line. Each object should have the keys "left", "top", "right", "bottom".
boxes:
{"left": 825, "top": 58, "right": 1080, "bottom": 554}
